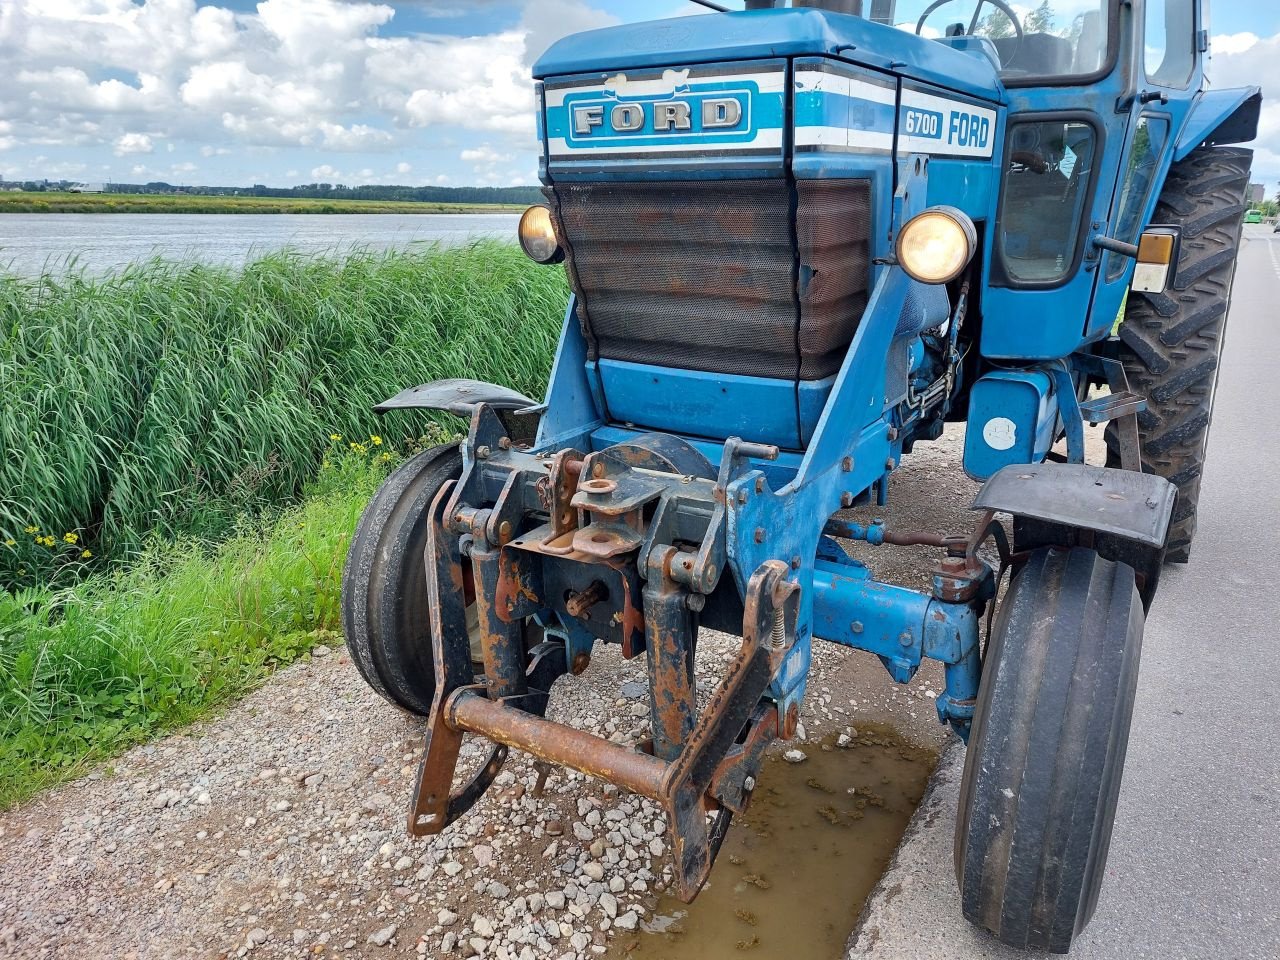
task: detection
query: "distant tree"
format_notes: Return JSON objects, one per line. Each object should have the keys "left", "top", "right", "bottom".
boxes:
{"left": 975, "top": 8, "right": 1015, "bottom": 39}
{"left": 1025, "top": 1, "right": 1055, "bottom": 34}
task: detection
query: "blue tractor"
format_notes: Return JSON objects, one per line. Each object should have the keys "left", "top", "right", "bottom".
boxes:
{"left": 341, "top": 0, "right": 1259, "bottom": 951}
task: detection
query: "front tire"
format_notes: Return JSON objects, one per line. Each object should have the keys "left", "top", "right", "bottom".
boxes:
{"left": 955, "top": 547, "right": 1143, "bottom": 954}
{"left": 341, "top": 444, "right": 468, "bottom": 716}
{"left": 1106, "top": 145, "right": 1251, "bottom": 562}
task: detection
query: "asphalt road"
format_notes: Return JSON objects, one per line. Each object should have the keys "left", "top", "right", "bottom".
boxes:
{"left": 849, "top": 224, "right": 1280, "bottom": 960}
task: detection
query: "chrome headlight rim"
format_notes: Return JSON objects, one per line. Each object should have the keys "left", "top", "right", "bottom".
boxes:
{"left": 895, "top": 205, "right": 977, "bottom": 285}
{"left": 518, "top": 203, "right": 564, "bottom": 265}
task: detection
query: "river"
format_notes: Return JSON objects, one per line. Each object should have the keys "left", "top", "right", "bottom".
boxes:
{"left": 0, "top": 212, "right": 520, "bottom": 277}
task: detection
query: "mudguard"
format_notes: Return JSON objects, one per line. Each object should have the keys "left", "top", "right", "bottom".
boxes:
{"left": 973, "top": 463, "right": 1174, "bottom": 547}
{"left": 373, "top": 379, "right": 537, "bottom": 417}
{"left": 1174, "top": 87, "right": 1262, "bottom": 161}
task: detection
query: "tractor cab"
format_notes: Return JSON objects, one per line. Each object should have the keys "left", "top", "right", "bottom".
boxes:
{"left": 343, "top": 1, "right": 1259, "bottom": 953}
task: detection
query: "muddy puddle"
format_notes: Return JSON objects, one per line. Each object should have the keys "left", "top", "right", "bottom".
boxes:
{"left": 609, "top": 725, "right": 937, "bottom": 960}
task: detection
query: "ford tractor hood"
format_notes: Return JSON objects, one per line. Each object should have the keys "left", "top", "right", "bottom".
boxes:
{"left": 533, "top": 7, "right": 1004, "bottom": 104}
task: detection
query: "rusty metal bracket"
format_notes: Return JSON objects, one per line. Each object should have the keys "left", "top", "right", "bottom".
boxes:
{"left": 658, "top": 559, "right": 797, "bottom": 901}
{"left": 408, "top": 479, "right": 495, "bottom": 835}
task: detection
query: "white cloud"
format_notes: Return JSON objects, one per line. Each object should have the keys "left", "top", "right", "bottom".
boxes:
{"left": 0, "top": 0, "right": 623, "bottom": 184}
{"left": 460, "top": 144, "right": 513, "bottom": 164}
{"left": 1206, "top": 32, "right": 1280, "bottom": 187}
{"left": 113, "top": 132, "right": 154, "bottom": 155}
{"left": 1211, "top": 33, "right": 1259, "bottom": 57}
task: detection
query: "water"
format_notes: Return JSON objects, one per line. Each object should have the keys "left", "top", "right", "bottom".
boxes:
{"left": 0, "top": 212, "right": 520, "bottom": 277}
{"left": 610, "top": 725, "right": 937, "bottom": 960}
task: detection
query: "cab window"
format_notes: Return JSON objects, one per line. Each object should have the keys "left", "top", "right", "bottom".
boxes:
{"left": 996, "top": 118, "right": 1099, "bottom": 285}
{"left": 1145, "top": 0, "right": 1196, "bottom": 87}
{"left": 888, "top": 0, "right": 1112, "bottom": 82}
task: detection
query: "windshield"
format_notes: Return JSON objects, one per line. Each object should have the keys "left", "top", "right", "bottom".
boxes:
{"left": 882, "top": 1, "right": 1112, "bottom": 81}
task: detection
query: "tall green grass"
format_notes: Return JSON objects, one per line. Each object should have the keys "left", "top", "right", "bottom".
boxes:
{"left": 0, "top": 448, "right": 393, "bottom": 807}
{"left": 0, "top": 242, "right": 566, "bottom": 588}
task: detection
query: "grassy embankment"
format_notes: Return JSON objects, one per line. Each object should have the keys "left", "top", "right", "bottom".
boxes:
{"left": 0, "top": 191, "right": 526, "bottom": 215}
{"left": 0, "top": 243, "right": 567, "bottom": 807}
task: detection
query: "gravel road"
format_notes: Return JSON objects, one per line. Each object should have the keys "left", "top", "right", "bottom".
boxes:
{"left": 0, "top": 433, "right": 981, "bottom": 960}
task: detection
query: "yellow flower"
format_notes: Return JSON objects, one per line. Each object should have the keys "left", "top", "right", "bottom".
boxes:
{"left": 63, "top": 532, "right": 78, "bottom": 544}
{"left": 369, "top": 435, "right": 383, "bottom": 446}
{"left": 329, "top": 433, "right": 342, "bottom": 441}
{"left": 24, "top": 525, "right": 38, "bottom": 535}
{"left": 81, "top": 549, "right": 92, "bottom": 559}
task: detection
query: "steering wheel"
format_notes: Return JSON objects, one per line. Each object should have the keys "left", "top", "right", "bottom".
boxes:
{"left": 915, "top": 0, "right": 1024, "bottom": 46}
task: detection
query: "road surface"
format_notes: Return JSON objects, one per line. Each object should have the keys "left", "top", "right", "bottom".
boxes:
{"left": 850, "top": 224, "right": 1280, "bottom": 959}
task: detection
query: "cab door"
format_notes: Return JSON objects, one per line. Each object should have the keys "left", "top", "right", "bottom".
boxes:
{"left": 979, "top": 0, "right": 1201, "bottom": 360}
{"left": 1085, "top": 0, "right": 1201, "bottom": 340}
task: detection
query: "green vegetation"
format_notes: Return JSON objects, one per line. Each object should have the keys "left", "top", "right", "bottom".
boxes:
{"left": 1, "top": 242, "right": 567, "bottom": 589}
{"left": 0, "top": 191, "right": 527, "bottom": 214}
{"left": 0, "top": 447, "right": 399, "bottom": 807}
{"left": 0, "top": 241, "right": 569, "bottom": 806}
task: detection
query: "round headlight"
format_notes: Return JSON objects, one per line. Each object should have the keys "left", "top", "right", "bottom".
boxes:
{"left": 895, "top": 206, "right": 976, "bottom": 285}
{"left": 518, "top": 204, "right": 563, "bottom": 264}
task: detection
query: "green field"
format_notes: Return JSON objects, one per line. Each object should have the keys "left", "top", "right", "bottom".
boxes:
{"left": 0, "top": 242, "right": 567, "bottom": 805}
{"left": 0, "top": 191, "right": 526, "bottom": 215}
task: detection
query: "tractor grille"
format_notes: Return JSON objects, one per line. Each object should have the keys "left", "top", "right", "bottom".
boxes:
{"left": 548, "top": 179, "right": 871, "bottom": 381}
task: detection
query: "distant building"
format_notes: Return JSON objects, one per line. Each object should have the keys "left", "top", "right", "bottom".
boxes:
{"left": 1248, "top": 182, "right": 1265, "bottom": 204}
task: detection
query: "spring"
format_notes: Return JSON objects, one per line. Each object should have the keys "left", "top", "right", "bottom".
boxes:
{"left": 770, "top": 607, "right": 786, "bottom": 649}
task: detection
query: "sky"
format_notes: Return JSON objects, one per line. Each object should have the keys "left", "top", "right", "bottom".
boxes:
{"left": 0, "top": 0, "right": 1278, "bottom": 190}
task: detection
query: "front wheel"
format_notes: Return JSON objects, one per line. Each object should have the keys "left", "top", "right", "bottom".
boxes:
{"left": 341, "top": 443, "right": 479, "bottom": 716}
{"left": 955, "top": 547, "right": 1143, "bottom": 953}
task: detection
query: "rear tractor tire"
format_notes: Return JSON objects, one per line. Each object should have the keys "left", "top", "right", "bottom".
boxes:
{"left": 955, "top": 547, "right": 1144, "bottom": 954}
{"left": 341, "top": 444, "right": 481, "bottom": 716}
{"left": 1106, "top": 145, "right": 1251, "bottom": 562}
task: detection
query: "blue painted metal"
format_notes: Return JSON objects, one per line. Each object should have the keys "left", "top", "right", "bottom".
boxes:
{"left": 962, "top": 369, "right": 1057, "bottom": 481}
{"left": 595, "top": 358, "right": 834, "bottom": 451}
{"left": 534, "top": 8, "right": 1002, "bottom": 102}
{"left": 534, "top": 296, "right": 604, "bottom": 452}
{"left": 1175, "top": 86, "right": 1263, "bottom": 161}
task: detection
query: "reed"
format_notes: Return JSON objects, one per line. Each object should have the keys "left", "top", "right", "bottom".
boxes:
{"left": 0, "top": 242, "right": 567, "bottom": 588}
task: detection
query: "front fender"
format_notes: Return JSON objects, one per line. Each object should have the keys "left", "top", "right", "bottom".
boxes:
{"left": 373, "top": 378, "right": 537, "bottom": 417}
{"left": 1174, "top": 87, "right": 1262, "bottom": 161}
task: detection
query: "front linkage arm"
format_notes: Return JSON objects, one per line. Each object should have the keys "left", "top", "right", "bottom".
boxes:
{"left": 405, "top": 402, "right": 798, "bottom": 900}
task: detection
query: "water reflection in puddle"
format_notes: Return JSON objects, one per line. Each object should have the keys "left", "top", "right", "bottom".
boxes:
{"left": 610, "top": 725, "right": 937, "bottom": 960}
